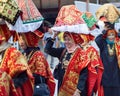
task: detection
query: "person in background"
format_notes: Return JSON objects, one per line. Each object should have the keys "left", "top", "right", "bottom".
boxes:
{"left": 95, "top": 18, "right": 120, "bottom": 96}
{"left": 42, "top": 20, "right": 59, "bottom": 69}
{"left": 0, "top": 35, "right": 18, "bottom": 96}
{"left": 18, "top": 30, "right": 56, "bottom": 96}
{"left": 81, "top": 12, "right": 104, "bottom": 96}
{"left": 45, "top": 32, "right": 90, "bottom": 96}
{"left": 0, "top": 24, "right": 34, "bottom": 96}
{"left": 79, "top": 33, "right": 104, "bottom": 96}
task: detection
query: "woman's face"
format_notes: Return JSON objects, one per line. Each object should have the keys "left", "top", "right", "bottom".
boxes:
{"left": 18, "top": 35, "right": 27, "bottom": 50}
{"left": 107, "top": 32, "right": 116, "bottom": 42}
{"left": 64, "top": 35, "right": 75, "bottom": 48}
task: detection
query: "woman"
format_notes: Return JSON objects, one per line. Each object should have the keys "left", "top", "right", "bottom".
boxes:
{"left": 0, "top": 34, "right": 18, "bottom": 96}
{"left": 0, "top": 24, "right": 34, "bottom": 96}
{"left": 18, "top": 30, "right": 56, "bottom": 96}
{"left": 45, "top": 32, "right": 90, "bottom": 96}
{"left": 95, "top": 28, "right": 120, "bottom": 96}
{"left": 80, "top": 34, "right": 104, "bottom": 96}
{"left": 81, "top": 12, "right": 104, "bottom": 96}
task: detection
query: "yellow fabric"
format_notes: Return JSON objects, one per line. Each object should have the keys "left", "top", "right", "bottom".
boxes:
{"left": 58, "top": 32, "right": 64, "bottom": 42}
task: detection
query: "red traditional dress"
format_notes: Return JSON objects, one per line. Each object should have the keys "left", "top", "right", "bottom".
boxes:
{"left": 0, "top": 24, "right": 34, "bottom": 96}
{"left": 58, "top": 48, "right": 89, "bottom": 96}
{"left": 0, "top": 71, "right": 18, "bottom": 96}
{"left": 18, "top": 31, "right": 55, "bottom": 96}
{"left": 0, "top": 44, "right": 33, "bottom": 96}
{"left": 83, "top": 44, "right": 104, "bottom": 96}
{"left": 28, "top": 50, "right": 55, "bottom": 96}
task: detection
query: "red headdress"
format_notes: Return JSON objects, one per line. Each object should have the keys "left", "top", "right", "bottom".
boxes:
{"left": 80, "top": 34, "right": 95, "bottom": 44}
{"left": 19, "top": 30, "right": 44, "bottom": 47}
{"left": 63, "top": 32, "right": 84, "bottom": 44}
{"left": 51, "top": 5, "right": 89, "bottom": 34}
{"left": 0, "top": 24, "right": 16, "bottom": 42}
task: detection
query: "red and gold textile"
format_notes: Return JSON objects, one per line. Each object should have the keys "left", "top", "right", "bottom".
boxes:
{"left": 28, "top": 51, "right": 55, "bottom": 96}
{"left": 1, "top": 47, "right": 28, "bottom": 77}
{"left": 85, "top": 46, "right": 104, "bottom": 96}
{"left": 51, "top": 5, "right": 89, "bottom": 34}
{"left": 58, "top": 48, "right": 89, "bottom": 96}
{"left": 55, "top": 5, "right": 83, "bottom": 26}
{"left": 0, "top": 24, "right": 16, "bottom": 42}
{"left": 115, "top": 38, "right": 120, "bottom": 69}
{"left": 80, "top": 34, "right": 95, "bottom": 44}
{"left": 17, "top": 0, "right": 43, "bottom": 24}
{"left": 0, "top": 47, "right": 34, "bottom": 96}
{"left": 63, "top": 32, "right": 84, "bottom": 44}
{"left": 0, "top": 71, "right": 18, "bottom": 96}
{"left": 0, "top": 0, "right": 21, "bottom": 25}
{"left": 18, "top": 30, "right": 44, "bottom": 47}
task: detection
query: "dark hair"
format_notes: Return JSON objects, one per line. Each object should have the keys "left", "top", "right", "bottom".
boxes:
{"left": 42, "top": 20, "right": 53, "bottom": 28}
{"left": 104, "top": 22, "right": 115, "bottom": 29}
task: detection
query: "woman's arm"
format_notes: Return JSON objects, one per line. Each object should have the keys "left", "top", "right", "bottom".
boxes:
{"left": 44, "top": 37, "right": 64, "bottom": 59}
{"left": 95, "top": 34, "right": 105, "bottom": 51}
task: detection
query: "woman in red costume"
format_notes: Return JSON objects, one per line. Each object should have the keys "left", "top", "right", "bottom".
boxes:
{"left": 0, "top": 71, "right": 17, "bottom": 96}
{"left": 18, "top": 30, "right": 56, "bottom": 96}
{"left": 0, "top": 35, "right": 18, "bottom": 96}
{"left": 45, "top": 31, "right": 90, "bottom": 96}
{"left": 0, "top": 24, "right": 34, "bottom": 96}
{"left": 79, "top": 33, "right": 104, "bottom": 96}
{"left": 81, "top": 12, "right": 104, "bottom": 96}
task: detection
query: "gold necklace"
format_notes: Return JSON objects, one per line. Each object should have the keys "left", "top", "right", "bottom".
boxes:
{"left": 62, "top": 51, "right": 73, "bottom": 69}
{"left": 107, "top": 44, "right": 115, "bottom": 56}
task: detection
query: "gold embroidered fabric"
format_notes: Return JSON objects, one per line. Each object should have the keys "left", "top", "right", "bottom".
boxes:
{"left": 96, "top": 4, "right": 120, "bottom": 23}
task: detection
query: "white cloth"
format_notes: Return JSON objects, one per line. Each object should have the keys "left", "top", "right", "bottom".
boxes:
{"left": 6, "top": 16, "right": 43, "bottom": 33}
{"left": 51, "top": 24, "right": 89, "bottom": 34}
{"left": 90, "top": 28, "right": 102, "bottom": 37}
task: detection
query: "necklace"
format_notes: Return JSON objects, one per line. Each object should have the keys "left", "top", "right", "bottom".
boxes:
{"left": 62, "top": 51, "right": 73, "bottom": 69}
{"left": 107, "top": 44, "right": 115, "bottom": 56}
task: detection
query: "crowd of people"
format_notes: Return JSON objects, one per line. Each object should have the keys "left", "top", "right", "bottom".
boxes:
{"left": 0, "top": 1, "right": 120, "bottom": 96}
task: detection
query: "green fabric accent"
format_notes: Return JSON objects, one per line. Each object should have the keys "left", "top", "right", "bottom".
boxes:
{"left": 23, "top": 18, "right": 44, "bottom": 24}
{"left": 82, "top": 13, "right": 97, "bottom": 28}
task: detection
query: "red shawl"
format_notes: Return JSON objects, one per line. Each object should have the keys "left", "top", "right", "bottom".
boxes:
{"left": 58, "top": 48, "right": 89, "bottom": 96}
{"left": 1, "top": 47, "right": 34, "bottom": 96}
{"left": 28, "top": 51, "right": 56, "bottom": 96}
{"left": 85, "top": 46, "right": 104, "bottom": 96}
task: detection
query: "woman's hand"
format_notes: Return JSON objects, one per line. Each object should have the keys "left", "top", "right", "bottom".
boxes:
{"left": 73, "top": 89, "right": 81, "bottom": 96}
{"left": 52, "top": 31, "right": 60, "bottom": 39}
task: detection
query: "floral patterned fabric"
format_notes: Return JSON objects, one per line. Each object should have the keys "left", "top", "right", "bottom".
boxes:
{"left": 0, "top": 0, "right": 21, "bottom": 25}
